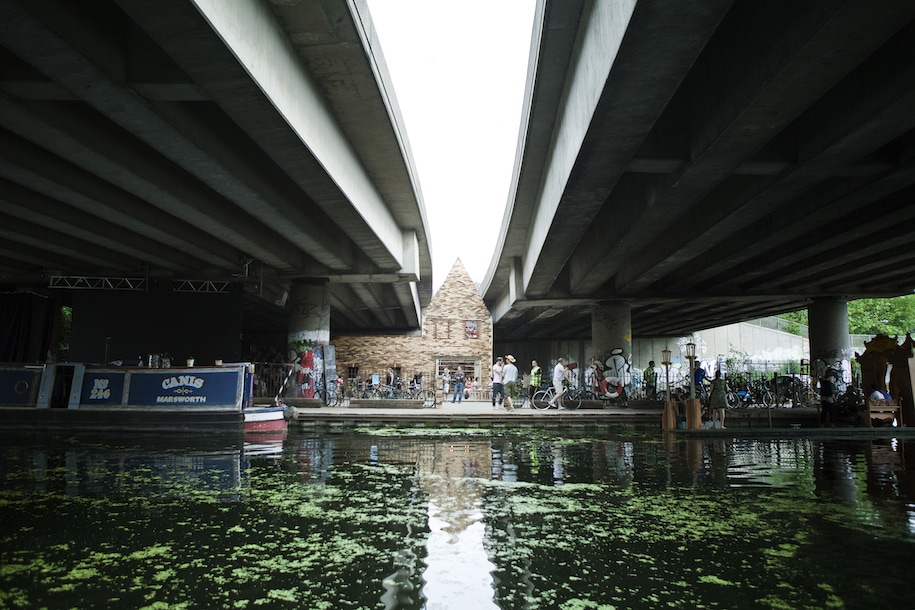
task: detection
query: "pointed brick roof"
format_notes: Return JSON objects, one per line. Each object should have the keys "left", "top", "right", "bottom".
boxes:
{"left": 424, "top": 258, "right": 490, "bottom": 319}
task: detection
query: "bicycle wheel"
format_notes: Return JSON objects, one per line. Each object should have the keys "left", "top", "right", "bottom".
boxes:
{"left": 325, "top": 389, "right": 338, "bottom": 407}
{"left": 725, "top": 391, "right": 740, "bottom": 410}
{"left": 532, "top": 390, "right": 552, "bottom": 410}
{"left": 760, "top": 390, "right": 774, "bottom": 408}
{"left": 801, "top": 388, "right": 819, "bottom": 407}
{"left": 561, "top": 390, "right": 581, "bottom": 410}
{"left": 422, "top": 389, "right": 436, "bottom": 407}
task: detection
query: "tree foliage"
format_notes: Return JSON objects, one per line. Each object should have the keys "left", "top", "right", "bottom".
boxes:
{"left": 779, "top": 310, "right": 807, "bottom": 335}
{"left": 776, "top": 296, "right": 915, "bottom": 336}
{"left": 847, "top": 295, "right": 915, "bottom": 335}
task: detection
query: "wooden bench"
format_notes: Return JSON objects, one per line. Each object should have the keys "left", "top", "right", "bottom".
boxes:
{"left": 866, "top": 398, "right": 903, "bottom": 427}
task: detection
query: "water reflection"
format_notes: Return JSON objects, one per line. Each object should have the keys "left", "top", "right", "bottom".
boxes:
{"left": 1, "top": 430, "right": 915, "bottom": 608}
{"left": 4, "top": 433, "right": 244, "bottom": 499}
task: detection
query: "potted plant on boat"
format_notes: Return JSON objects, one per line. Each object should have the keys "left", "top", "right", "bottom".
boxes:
{"left": 186, "top": 356, "right": 195, "bottom": 367}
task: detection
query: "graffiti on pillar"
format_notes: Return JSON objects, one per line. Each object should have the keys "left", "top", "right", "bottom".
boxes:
{"left": 296, "top": 349, "right": 315, "bottom": 399}
{"left": 587, "top": 348, "right": 631, "bottom": 405}
{"left": 592, "top": 309, "right": 633, "bottom": 352}
{"left": 290, "top": 300, "right": 329, "bottom": 332}
{"left": 586, "top": 355, "right": 608, "bottom": 396}
{"left": 677, "top": 336, "right": 708, "bottom": 359}
{"left": 286, "top": 288, "right": 331, "bottom": 363}
{"left": 284, "top": 286, "right": 331, "bottom": 402}
{"left": 313, "top": 346, "right": 324, "bottom": 399}
{"left": 292, "top": 346, "right": 326, "bottom": 399}
{"left": 813, "top": 357, "right": 851, "bottom": 392}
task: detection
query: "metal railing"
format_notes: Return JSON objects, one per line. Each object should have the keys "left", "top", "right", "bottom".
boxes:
{"left": 252, "top": 362, "right": 435, "bottom": 401}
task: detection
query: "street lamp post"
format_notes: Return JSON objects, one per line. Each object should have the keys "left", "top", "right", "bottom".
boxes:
{"left": 685, "top": 341, "right": 697, "bottom": 401}
{"left": 684, "top": 341, "right": 701, "bottom": 429}
{"left": 661, "top": 347, "right": 674, "bottom": 430}
{"left": 661, "top": 348, "right": 671, "bottom": 400}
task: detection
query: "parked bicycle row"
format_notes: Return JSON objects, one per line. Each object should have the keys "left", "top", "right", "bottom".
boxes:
{"left": 338, "top": 373, "right": 435, "bottom": 401}
{"left": 657, "top": 373, "right": 821, "bottom": 409}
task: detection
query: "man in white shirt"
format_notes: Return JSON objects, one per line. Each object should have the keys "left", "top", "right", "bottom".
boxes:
{"left": 550, "top": 358, "right": 567, "bottom": 408}
{"left": 502, "top": 355, "right": 519, "bottom": 411}
{"left": 491, "top": 357, "right": 504, "bottom": 408}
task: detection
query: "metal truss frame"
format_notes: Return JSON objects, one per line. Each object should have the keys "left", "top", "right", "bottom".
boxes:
{"left": 48, "top": 276, "right": 244, "bottom": 294}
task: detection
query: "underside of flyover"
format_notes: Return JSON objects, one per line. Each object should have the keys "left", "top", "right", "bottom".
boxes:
{"left": 0, "top": 0, "right": 432, "bottom": 339}
{"left": 484, "top": 0, "right": 915, "bottom": 342}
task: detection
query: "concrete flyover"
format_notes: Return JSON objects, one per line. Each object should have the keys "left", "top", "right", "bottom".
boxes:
{"left": 0, "top": 0, "right": 431, "bottom": 332}
{"left": 483, "top": 0, "right": 915, "bottom": 342}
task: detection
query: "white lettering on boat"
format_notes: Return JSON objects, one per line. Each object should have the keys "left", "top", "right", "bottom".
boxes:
{"left": 89, "top": 378, "right": 110, "bottom": 399}
{"left": 161, "top": 375, "right": 205, "bottom": 390}
{"left": 156, "top": 395, "right": 208, "bottom": 403}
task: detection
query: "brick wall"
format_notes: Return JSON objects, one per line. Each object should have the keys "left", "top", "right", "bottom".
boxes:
{"left": 332, "top": 259, "right": 494, "bottom": 389}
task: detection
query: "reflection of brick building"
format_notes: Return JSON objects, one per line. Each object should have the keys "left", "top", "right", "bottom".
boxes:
{"left": 332, "top": 259, "right": 494, "bottom": 393}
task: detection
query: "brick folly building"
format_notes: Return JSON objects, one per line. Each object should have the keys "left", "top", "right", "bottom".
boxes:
{"left": 332, "top": 259, "right": 494, "bottom": 398}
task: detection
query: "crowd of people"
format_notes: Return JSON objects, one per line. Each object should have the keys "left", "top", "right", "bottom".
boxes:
{"left": 441, "top": 353, "right": 844, "bottom": 430}
{"left": 665, "top": 360, "right": 726, "bottom": 429}
{"left": 259, "top": 341, "right": 891, "bottom": 430}
{"left": 249, "top": 343, "right": 733, "bottom": 429}
{"left": 448, "top": 352, "right": 647, "bottom": 411}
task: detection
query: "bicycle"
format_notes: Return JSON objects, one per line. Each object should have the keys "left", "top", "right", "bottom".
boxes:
{"left": 315, "top": 380, "right": 341, "bottom": 406}
{"left": 361, "top": 383, "right": 383, "bottom": 399}
{"left": 532, "top": 382, "right": 585, "bottom": 410}
{"left": 406, "top": 382, "right": 436, "bottom": 407}
{"left": 378, "top": 383, "right": 404, "bottom": 399}
{"left": 777, "top": 376, "right": 819, "bottom": 408}
{"left": 531, "top": 386, "right": 557, "bottom": 409}
{"left": 561, "top": 384, "right": 595, "bottom": 409}
{"left": 505, "top": 389, "right": 532, "bottom": 409}
{"left": 725, "top": 379, "right": 773, "bottom": 409}
{"left": 627, "top": 379, "right": 646, "bottom": 401}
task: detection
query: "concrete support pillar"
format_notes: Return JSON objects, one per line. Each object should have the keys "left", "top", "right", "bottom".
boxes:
{"left": 591, "top": 301, "right": 632, "bottom": 358}
{"left": 286, "top": 280, "right": 331, "bottom": 361}
{"left": 808, "top": 298, "right": 850, "bottom": 380}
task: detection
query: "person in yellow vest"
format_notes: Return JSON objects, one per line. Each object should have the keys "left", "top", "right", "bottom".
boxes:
{"left": 529, "top": 359, "right": 542, "bottom": 401}
{"left": 644, "top": 361, "right": 658, "bottom": 399}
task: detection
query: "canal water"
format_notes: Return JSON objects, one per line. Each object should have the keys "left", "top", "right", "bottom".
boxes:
{"left": 1, "top": 427, "right": 913, "bottom": 609}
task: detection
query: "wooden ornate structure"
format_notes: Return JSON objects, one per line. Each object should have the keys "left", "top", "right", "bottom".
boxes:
{"left": 855, "top": 334, "right": 915, "bottom": 427}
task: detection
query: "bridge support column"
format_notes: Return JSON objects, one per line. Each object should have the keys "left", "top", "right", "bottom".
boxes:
{"left": 592, "top": 302, "right": 633, "bottom": 401}
{"left": 286, "top": 280, "right": 331, "bottom": 361}
{"left": 591, "top": 301, "right": 632, "bottom": 358}
{"left": 808, "top": 297, "right": 849, "bottom": 380}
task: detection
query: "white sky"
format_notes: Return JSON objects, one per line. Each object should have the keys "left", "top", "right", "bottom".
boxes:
{"left": 367, "top": 0, "right": 537, "bottom": 293}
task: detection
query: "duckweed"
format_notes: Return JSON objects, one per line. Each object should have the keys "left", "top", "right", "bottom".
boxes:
{"left": 0, "top": 431, "right": 913, "bottom": 608}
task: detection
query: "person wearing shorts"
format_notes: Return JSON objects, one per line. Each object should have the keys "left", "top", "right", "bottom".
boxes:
{"left": 492, "top": 357, "right": 505, "bottom": 408}
{"left": 549, "top": 358, "right": 567, "bottom": 407}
